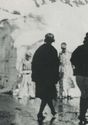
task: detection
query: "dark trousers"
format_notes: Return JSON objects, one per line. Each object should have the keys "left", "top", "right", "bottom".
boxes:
{"left": 38, "top": 98, "right": 56, "bottom": 116}
{"left": 79, "top": 97, "right": 88, "bottom": 120}
{"left": 76, "top": 76, "right": 88, "bottom": 120}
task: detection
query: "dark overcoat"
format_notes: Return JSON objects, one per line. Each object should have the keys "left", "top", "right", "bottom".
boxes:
{"left": 71, "top": 44, "right": 88, "bottom": 77}
{"left": 31, "top": 43, "right": 59, "bottom": 99}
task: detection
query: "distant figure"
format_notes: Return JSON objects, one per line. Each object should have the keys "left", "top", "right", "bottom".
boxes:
{"left": 71, "top": 33, "right": 88, "bottom": 124}
{"left": 31, "top": 33, "right": 59, "bottom": 121}
{"left": 59, "top": 42, "right": 75, "bottom": 99}
{"left": 18, "top": 52, "right": 35, "bottom": 101}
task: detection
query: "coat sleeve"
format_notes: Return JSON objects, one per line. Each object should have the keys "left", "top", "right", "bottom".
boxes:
{"left": 31, "top": 50, "right": 39, "bottom": 82}
{"left": 54, "top": 51, "right": 60, "bottom": 83}
{"left": 70, "top": 47, "right": 80, "bottom": 66}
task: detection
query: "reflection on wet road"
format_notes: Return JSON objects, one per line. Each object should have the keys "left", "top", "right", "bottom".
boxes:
{"left": 0, "top": 94, "right": 80, "bottom": 125}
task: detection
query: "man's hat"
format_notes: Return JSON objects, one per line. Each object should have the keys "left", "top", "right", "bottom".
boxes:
{"left": 45, "top": 33, "right": 54, "bottom": 39}
{"left": 44, "top": 33, "right": 55, "bottom": 43}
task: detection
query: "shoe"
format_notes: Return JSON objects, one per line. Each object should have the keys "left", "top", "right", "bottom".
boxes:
{"left": 37, "top": 113, "right": 45, "bottom": 121}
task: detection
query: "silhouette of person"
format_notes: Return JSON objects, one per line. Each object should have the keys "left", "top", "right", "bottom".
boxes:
{"left": 71, "top": 32, "right": 88, "bottom": 124}
{"left": 31, "top": 33, "right": 59, "bottom": 121}
{"left": 59, "top": 42, "right": 74, "bottom": 99}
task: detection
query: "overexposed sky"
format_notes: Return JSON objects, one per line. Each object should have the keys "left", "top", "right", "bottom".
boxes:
{"left": 0, "top": 0, "right": 88, "bottom": 51}
{"left": 0, "top": 0, "right": 36, "bottom": 14}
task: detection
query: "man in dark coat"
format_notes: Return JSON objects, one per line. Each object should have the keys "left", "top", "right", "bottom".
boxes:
{"left": 71, "top": 32, "right": 88, "bottom": 124}
{"left": 31, "top": 33, "right": 59, "bottom": 121}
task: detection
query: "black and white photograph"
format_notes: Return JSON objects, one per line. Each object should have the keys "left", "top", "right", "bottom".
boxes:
{"left": 0, "top": 0, "right": 88, "bottom": 125}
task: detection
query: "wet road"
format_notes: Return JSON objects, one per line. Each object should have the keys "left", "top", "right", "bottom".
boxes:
{"left": 0, "top": 94, "right": 81, "bottom": 125}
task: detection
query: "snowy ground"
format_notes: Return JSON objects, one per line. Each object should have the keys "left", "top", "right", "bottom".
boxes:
{"left": 0, "top": 94, "right": 83, "bottom": 125}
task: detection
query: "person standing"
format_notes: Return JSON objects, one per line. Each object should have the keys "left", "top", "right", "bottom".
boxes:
{"left": 58, "top": 42, "right": 75, "bottom": 99}
{"left": 71, "top": 33, "right": 88, "bottom": 124}
{"left": 17, "top": 52, "right": 35, "bottom": 102}
{"left": 31, "top": 33, "right": 59, "bottom": 121}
